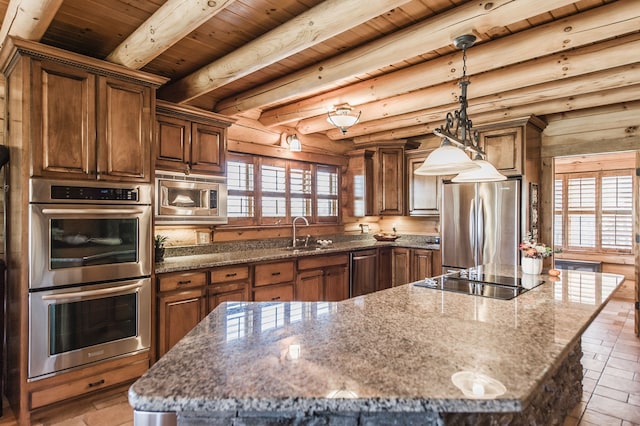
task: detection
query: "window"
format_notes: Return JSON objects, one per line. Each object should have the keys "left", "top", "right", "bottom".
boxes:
{"left": 226, "top": 154, "right": 340, "bottom": 225}
{"left": 554, "top": 170, "right": 633, "bottom": 253}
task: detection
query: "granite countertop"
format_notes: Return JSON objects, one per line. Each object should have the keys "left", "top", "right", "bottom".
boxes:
{"left": 155, "top": 238, "right": 440, "bottom": 274}
{"left": 130, "top": 264, "right": 624, "bottom": 416}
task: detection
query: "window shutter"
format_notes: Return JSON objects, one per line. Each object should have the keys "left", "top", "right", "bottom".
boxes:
{"left": 566, "top": 176, "right": 596, "bottom": 248}
{"left": 601, "top": 175, "right": 633, "bottom": 249}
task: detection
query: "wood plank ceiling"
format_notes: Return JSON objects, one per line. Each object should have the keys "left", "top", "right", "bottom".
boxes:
{"left": 0, "top": 0, "right": 637, "bottom": 149}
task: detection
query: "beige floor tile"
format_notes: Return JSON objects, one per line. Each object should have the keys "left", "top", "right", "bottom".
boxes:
{"left": 587, "top": 394, "right": 640, "bottom": 424}
{"left": 579, "top": 408, "right": 622, "bottom": 426}
{"left": 598, "top": 374, "right": 640, "bottom": 395}
{"left": 593, "top": 384, "right": 628, "bottom": 402}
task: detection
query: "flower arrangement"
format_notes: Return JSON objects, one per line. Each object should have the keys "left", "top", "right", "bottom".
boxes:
{"left": 519, "top": 233, "right": 554, "bottom": 259}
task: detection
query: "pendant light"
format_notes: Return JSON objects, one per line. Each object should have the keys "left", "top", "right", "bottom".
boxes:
{"left": 414, "top": 34, "right": 505, "bottom": 181}
{"left": 286, "top": 134, "right": 302, "bottom": 152}
{"left": 327, "top": 105, "right": 361, "bottom": 135}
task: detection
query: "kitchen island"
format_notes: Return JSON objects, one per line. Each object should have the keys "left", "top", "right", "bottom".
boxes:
{"left": 129, "top": 265, "right": 624, "bottom": 425}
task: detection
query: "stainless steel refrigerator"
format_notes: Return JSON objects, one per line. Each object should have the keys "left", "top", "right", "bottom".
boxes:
{"left": 441, "top": 178, "right": 521, "bottom": 270}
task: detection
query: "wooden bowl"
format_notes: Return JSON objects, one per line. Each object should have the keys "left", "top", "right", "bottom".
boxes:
{"left": 373, "top": 234, "right": 400, "bottom": 242}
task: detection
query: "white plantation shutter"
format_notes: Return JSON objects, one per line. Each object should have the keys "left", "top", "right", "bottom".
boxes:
{"left": 316, "top": 165, "right": 339, "bottom": 220}
{"left": 601, "top": 174, "right": 633, "bottom": 249}
{"left": 567, "top": 176, "right": 596, "bottom": 248}
{"left": 555, "top": 170, "right": 633, "bottom": 253}
{"left": 227, "top": 158, "right": 255, "bottom": 218}
{"left": 261, "top": 162, "right": 287, "bottom": 218}
{"left": 290, "top": 163, "right": 312, "bottom": 217}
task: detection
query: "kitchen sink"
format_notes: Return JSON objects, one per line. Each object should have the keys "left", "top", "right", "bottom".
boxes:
{"left": 414, "top": 274, "right": 544, "bottom": 300}
{"left": 281, "top": 246, "right": 322, "bottom": 252}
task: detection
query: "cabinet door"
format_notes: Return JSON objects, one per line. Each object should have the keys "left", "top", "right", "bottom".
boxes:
{"left": 97, "top": 76, "right": 152, "bottom": 182}
{"left": 350, "top": 249, "right": 378, "bottom": 297}
{"left": 431, "top": 250, "right": 442, "bottom": 277}
{"left": 190, "top": 122, "right": 226, "bottom": 175}
{"left": 207, "top": 283, "right": 249, "bottom": 313}
{"left": 157, "top": 289, "right": 206, "bottom": 357}
{"left": 377, "top": 148, "right": 404, "bottom": 215}
{"left": 31, "top": 59, "right": 96, "bottom": 179}
{"left": 407, "top": 153, "right": 440, "bottom": 216}
{"left": 377, "top": 247, "right": 392, "bottom": 291}
{"left": 295, "top": 269, "right": 323, "bottom": 302}
{"left": 391, "top": 247, "right": 410, "bottom": 287}
{"left": 324, "top": 265, "right": 349, "bottom": 301}
{"left": 253, "top": 284, "right": 294, "bottom": 302}
{"left": 155, "top": 114, "right": 190, "bottom": 173}
{"left": 411, "top": 249, "right": 433, "bottom": 281}
{"left": 479, "top": 126, "right": 523, "bottom": 175}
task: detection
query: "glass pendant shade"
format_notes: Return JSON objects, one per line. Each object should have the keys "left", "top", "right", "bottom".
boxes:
{"left": 286, "top": 134, "right": 302, "bottom": 152}
{"left": 414, "top": 144, "right": 480, "bottom": 176}
{"left": 452, "top": 157, "right": 506, "bottom": 182}
{"left": 327, "top": 106, "right": 361, "bottom": 134}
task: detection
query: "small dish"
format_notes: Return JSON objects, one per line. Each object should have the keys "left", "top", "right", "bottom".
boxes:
{"left": 373, "top": 234, "right": 399, "bottom": 242}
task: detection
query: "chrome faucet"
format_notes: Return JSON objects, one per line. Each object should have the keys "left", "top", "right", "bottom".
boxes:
{"left": 292, "top": 216, "right": 309, "bottom": 248}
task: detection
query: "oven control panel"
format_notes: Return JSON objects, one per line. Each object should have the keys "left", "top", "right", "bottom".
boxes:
{"left": 51, "top": 185, "right": 138, "bottom": 201}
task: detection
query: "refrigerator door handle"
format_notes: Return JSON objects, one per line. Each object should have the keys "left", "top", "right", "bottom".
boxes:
{"left": 477, "top": 198, "right": 485, "bottom": 264}
{"left": 469, "top": 201, "right": 475, "bottom": 256}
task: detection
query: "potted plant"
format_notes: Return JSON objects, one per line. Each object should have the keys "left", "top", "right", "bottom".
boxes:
{"left": 154, "top": 235, "right": 168, "bottom": 262}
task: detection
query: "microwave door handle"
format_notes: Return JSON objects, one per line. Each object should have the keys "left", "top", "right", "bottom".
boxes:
{"left": 41, "top": 282, "right": 144, "bottom": 301}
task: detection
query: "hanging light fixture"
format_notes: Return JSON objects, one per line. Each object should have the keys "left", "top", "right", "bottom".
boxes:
{"left": 414, "top": 34, "right": 505, "bottom": 181}
{"left": 286, "top": 134, "right": 302, "bottom": 152}
{"left": 327, "top": 105, "right": 361, "bottom": 135}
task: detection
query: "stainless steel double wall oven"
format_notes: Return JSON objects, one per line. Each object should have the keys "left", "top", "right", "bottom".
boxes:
{"left": 28, "top": 179, "right": 152, "bottom": 379}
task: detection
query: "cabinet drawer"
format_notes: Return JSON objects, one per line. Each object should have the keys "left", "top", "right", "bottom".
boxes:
{"left": 254, "top": 261, "right": 295, "bottom": 286}
{"left": 253, "top": 283, "right": 294, "bottom": 302}
{"left": 297, "top": 253, "right": 348, "bottom": 270}
{"left": 30, "top": 358, "right": 148, "bottom": 409}
{"left": 209, "top": 281, "right": 248, "bottom": 295}
{"left": 211, "top": 265, "right": 249, "bottom": 283}
{"left": 158, "top": 271, "right": 207, "bottom": 292}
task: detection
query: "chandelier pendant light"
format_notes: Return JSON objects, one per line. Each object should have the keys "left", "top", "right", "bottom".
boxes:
{"left": 415, "top": 34, "right": 505, "bottom": 181}
{"left": 327, "top": 105, "right": 361, "bottom": 135}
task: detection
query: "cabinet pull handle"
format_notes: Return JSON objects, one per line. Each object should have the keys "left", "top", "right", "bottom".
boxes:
{"left": 225, "top": 273, "right": 237, "bottom": 277}
{"left": 271, "top": 272, "right": 281, "bottom": 276}
{"left": 88, "top": 379, "right": 105, "bottom": 388}
{"left": 271, "top": 296, "right": 281, "bottom": 301}
{"left": 177, "top": 280, "right": 192, "bottom": 285}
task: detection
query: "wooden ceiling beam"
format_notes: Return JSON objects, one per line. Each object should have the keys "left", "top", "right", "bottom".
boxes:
{"left": 213, "top": 0, "right": 579, "bottom": 116}
{"left": 106, "top": 0, "right": 238, "bottom": 69}
{"left": 299, "top": 32, "right": 640, "bottom": 137}
{"left": 0, "top": 0, "right": 63, "bottom": 48}
{"left": 351, "top": 82, "right": 640, "bottom": 144}
{"left": 260, "top": 0, "right": 640, "bottom": 127}
{"left": 157, "top": 0, "right": 412, "bottom": 103}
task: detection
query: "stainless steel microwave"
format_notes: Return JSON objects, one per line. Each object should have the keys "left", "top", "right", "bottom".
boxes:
{"left": 155, "top": 172, "right": 228, "bottom": 225}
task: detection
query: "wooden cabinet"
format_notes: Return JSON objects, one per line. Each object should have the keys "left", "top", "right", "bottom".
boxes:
{"left": 30, "top": 59, "right": 157, "bottom": 182}
{"left": 157, "top": 271, "right": 207, "bottom": 357}
{"left": 392, "top": 247, "right": 435, "bottom": 286}
{"left": 406, "top": 150, "right": 440, "bottom": 216}
{"left": 350, "top": 249, "right": 378, "bottom": 297}
{"left": 253, "top": 260, "right": 295, "bottom": 301}
{"left": 296, "top": 254, "right": 349, "bottom": 301}
{"left": 477, "top": 116, "right": 546, "bottom": 178}
{"left": 156, "top": 100, "right": 233, "bottom": 176}
{"left": 376, "top": 147, "right": 404, "bottom": 215}
{"left": 208, "top": 265, "right": 250, "bottom": 313}
{"left": 377, "top": 247, "right": 392, "bottom": 291}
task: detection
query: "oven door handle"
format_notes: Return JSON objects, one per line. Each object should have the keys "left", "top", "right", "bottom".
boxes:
{"left": 41, "top": 282, "right": 144, "bottom": 301}
{"left": 40, "top": 207, "right": 147, "bottom": 216}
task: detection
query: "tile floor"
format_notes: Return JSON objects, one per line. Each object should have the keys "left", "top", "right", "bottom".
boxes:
{"left": 0, "top": 281, "right": 637, "bottom": 426}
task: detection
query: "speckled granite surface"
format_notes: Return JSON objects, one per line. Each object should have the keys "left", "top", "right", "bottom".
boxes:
{"left": 156, "top": 236, "right": 440, "bottom": 274}
{"left": 130, "top": 265, "right": 623, "bottom": 417}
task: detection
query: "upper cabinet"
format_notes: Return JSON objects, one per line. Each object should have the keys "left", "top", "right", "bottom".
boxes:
{"left": 155, "top": 101, "right": 234, "bottom": 176}
{"left": 5, "top": 39, "right": 167, "bottom": 183}
{"left": 406, "top": 150, "right": 440, "bottom": 216}
{"left": 346, "top": 141, "right": 418, "bottom": 217}
{"left": 476, "top": 116, "right": 546, "bottom": 179}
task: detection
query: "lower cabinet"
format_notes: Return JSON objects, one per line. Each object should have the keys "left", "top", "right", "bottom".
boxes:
{"left": 295, "top": 254, "right": 349, "bottom": 301}
{"left": 253, "top": 260, "right": 296, "bottom": 302}
{"left": 350, "top": 249, "right": 378, "bottom": 297}
{"left": 377, "top": 247, "right": 392, "bottom": 291}
{"left": 392, "top": 247, "right": 435, "bottom": 286}
{"left": 208, "top": 265, "right": 250, "bottom": 313}
{"left": 253, "top": 283, "right": 295, "bottom": 301}
{"left": 157, "top": 288, "right": 206, "bottom": 358}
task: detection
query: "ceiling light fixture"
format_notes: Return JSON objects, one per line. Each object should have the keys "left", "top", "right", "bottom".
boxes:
{"left": 415, "top": 34, "right": 505, "bottom": 181}
{"left": 286, "top": 134, "right": 302, "bottom": 152}
{"left": 327, "top": 105, "right": 361, "bottom": 135}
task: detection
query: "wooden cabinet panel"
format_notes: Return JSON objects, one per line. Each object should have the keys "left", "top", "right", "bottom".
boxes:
{"left": 297, "top": 254, "right": 348, "bottom": 270}
{"left": 479, "top": 126, "right": 523, "bottom": 175}
{"left": 324, "top": 265, "right": 349, "bottom": 301}
{"left": 407, "top": 152, "right": 440, "bottom": 216}
{"left": 411, "top": 249, "right": 433, "bottom": 281}
{"left": 207, "top": 282, "right": 249, "bottom": 313}
{"left": 431, "top": 250, "right": 442, "bottom": 277}
{"left": 253, "top": 284, "right": 294, "bottom": 302}
{"left": 211, "top": 265, "right": 250, "bottom": 283}
{"left": 392, "top": 247, "right": 410, "bottom": 287}
{"left": 190, "top": 122, "right": 226, "bottom": 175}
{"left": 350, "top": 249, "right": 378, "bottom": 297}
{"left": 254, "top": 261, "right": 295, "bottom": 286}
{"left": 97, "top": 76, "right": 152, "bottom": 181}
{"left": 156, "top": 114, "right": 189, "bottom": 171}
{"left": 31, "top": 59, "right": 96, "bottom": 179}
{"left": 377, "top": 147, "right": 404, "bottom": 215}
{"left": 158, "top": 271, "right": 207, "bottom": 292}
{"left": 377, "top": 247, "right": 392, "bottom": 291}
{"left": 157, "top": 289, "right": 206, "bottom": 357}
{"left": 295, "top": 269, "right": 323, "bottom": 301}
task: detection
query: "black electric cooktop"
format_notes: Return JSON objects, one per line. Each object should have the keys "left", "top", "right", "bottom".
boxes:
{"left": 414, "top": 272, "right": 545, "bottom": 300}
